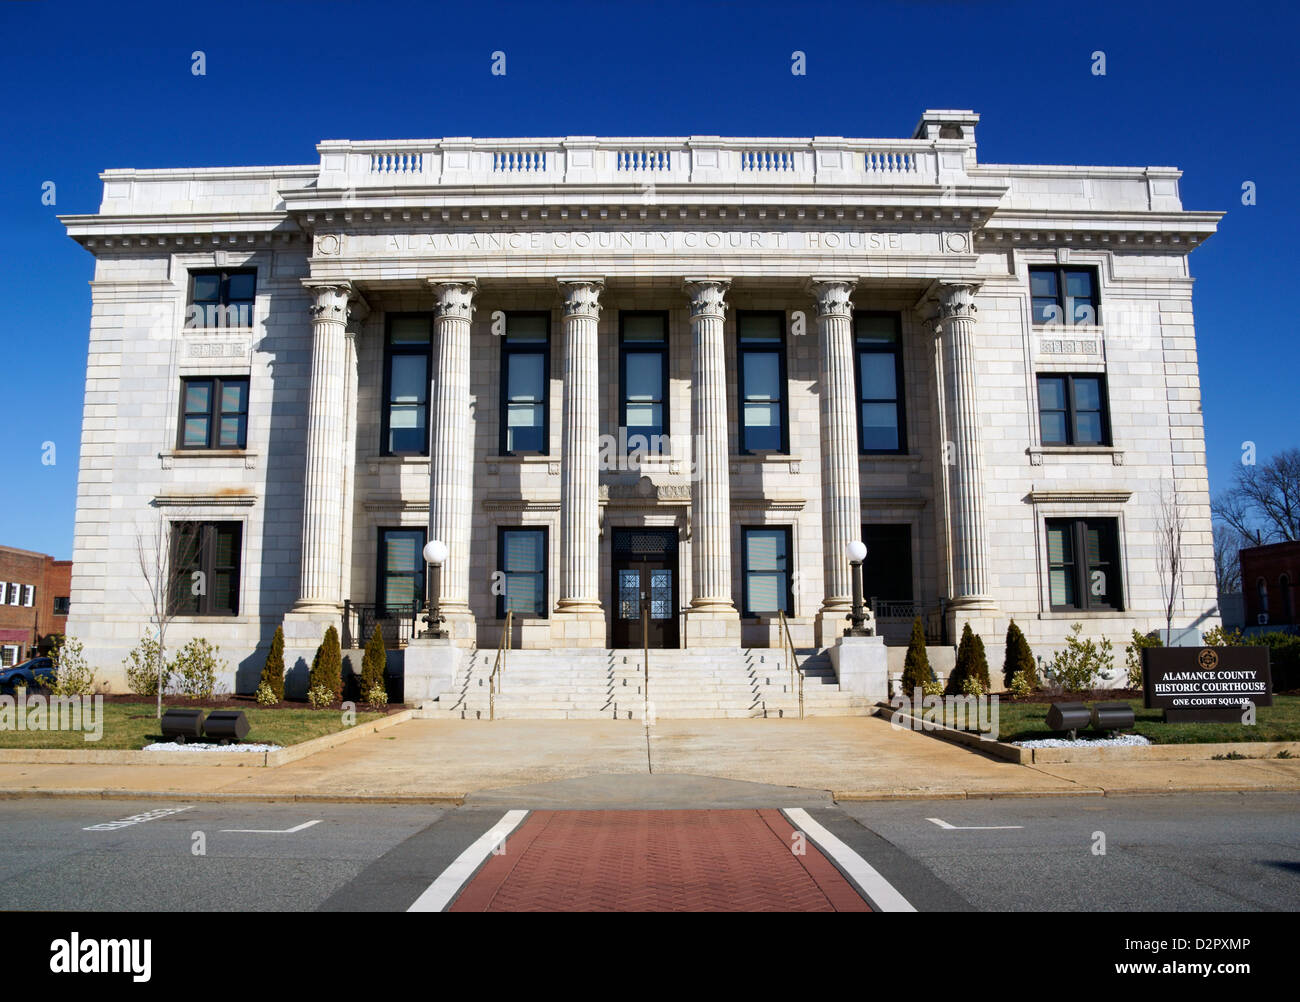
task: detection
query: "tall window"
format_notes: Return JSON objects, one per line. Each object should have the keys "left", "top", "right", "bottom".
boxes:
{"left": 1046, "top": 518, "right": 1122, "bottom": 611}
{"left": 188, "top": 269, "right": 256, "bottom": 329}
{"left": 1257, "top": 578, "right": 1269, "bottom": 619}
{"left": 169, "top": 522, "right": 242, "bottom": 616}
{"left": 1281, "top": 574, "right": 1294, "bottom": 623}
{"left": 742, "top": 526, "right": 793, "bottom": 616}
{"left": 854, "top": 312, "right": 906, "bottom": 453}
{"left": 1030, "top": 266, "right": 1099, "bottom": 327}
{"left": 178, "top": 376, "right": 249, "bottom": 449}
{"left": 500, "top": 312, "right": 550, "bottom": 454}
{"left": 383, "top": 314, "right": 432, "bottom": 455}
{"left": 1037, "top": 374, "right": 1110, "bottom": 446}
{"left": 861, "top": 524, "right": 913, "bottom": 602}
{"left": 497, "top": 527, "right": 547, "bottom": 618}
{"left": 22, "top": 585, "right": 33, "bottom": 607}
{"left": 737, "top": 312, "right": 788, "bottom": 453}
{"left": 619, "top": 312, "right": 669, "bottom": 454}
{"left": 378, "top": 528, "right": 425, "bottom": 616}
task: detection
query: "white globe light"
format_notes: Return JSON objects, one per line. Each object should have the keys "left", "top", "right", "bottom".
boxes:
{"left": 423, "top": 540, "right": 449, "bottom": 566}
{"left": 845, "top": 540, "right": 868, "bottom": 563}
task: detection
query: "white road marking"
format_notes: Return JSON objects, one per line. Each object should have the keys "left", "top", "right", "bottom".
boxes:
{"left": 220, "top": 819, "right": 323, "bottom": 834}
{"left": 782, "top": 808, "right": 916, "bottom": 913}
{"left": 83, "top": 806, "right": 193, "bottom": 831}
{"left": 408, "top": 809, "right": 529, "bottom": 913}
{"left": 927, "top": 817, "right": 1024, "bottom": 831}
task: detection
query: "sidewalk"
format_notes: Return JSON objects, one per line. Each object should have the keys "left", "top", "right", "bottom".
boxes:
{"left": 2, "top": 715, "right": 1298, "bottom": 803}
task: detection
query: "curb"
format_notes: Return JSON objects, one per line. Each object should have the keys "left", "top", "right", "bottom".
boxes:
{"left": 0, "top": 708, "right": 414, "bottom": 768}
{"left": 0, "top": 788, "right": 464, "bottom": 805}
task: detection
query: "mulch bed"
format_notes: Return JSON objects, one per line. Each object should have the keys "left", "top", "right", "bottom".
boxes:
{"left": 994, "top": 688, "right": 1144, "bottom": 704}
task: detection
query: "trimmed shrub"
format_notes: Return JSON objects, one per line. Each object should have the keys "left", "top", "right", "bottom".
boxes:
{"left": 960, "top": 673, "right": 986, "bottom": 697}
{"left": 1003, "top": 620, "right": 1037, "bottom": 689}
{"left": 307, "top": 684, "right": 334, "bottom": 710}
{"left": 1125, "top": 629, "right": 1162, "bottom": 689}
{"left": 124, "top": 634, "right": 169, "bottom": 696}
{"left": 1244, "top": 631, "right": 1300, "bottom": 691}
{"left": 1202, "top": 625, "right": 1244, "bottom": 647}
{"left": 1008, "top": 671, "right": 1034, "bottom": 699}
{"left": 49, "top": 637, "right": 96, "bottom": 696}
{"left": 309, "top": 625, "right": 343, "bottom": 703}
{"left": 171, "top": 638, "right": 224, "bottom": 699}
{"left": 900, "top": 617, "right": 933, "bottom": 693}
{"left": 255, "top": 680, "right": 277, "bottom": 707}
{"left": 364, "top": 681, "right": 389, "bottom": 711}
{"left": 947, "top": 624, "right": 972, "bottom": 694}
{"left": 1047, "top": 623, "right": 1114, "bottom": 694}
{"left": 971, "top": 633, "right": 991, "bottom": 691}
{"left": 260, "top": 625, "right": 285, "bottom": 702}
{"left": 360, "top": 627, "right": 386, "bottom": 695}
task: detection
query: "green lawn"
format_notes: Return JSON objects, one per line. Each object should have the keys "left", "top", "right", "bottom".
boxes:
{"left": 928, "top": 694, "right": 1300, "bottom": 744}
{"left": 0, "top": 700, "right": 385, "bottom": 750}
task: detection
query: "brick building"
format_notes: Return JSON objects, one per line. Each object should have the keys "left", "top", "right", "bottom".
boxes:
{"left": 1241, "top": 540, "right": 1300, "bottom": 631}
{"left": 0, "top": 546, "right": 72, "bottom": 665}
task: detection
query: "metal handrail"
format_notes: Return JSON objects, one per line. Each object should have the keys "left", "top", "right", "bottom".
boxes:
{"left": 777, "top": 610, "right": 804, "bottom": 719}
{"left": 488, "top": 610, "right": 512, "bottom": 720}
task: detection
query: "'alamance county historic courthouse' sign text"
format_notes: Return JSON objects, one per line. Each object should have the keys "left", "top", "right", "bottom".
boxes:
{"left": 314, "top": 229, "right": 974, "bottom": 258}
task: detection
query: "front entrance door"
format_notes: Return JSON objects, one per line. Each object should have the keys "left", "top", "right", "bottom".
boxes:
{"left": 611, "top": 528, "right": 679, "bottom": 649}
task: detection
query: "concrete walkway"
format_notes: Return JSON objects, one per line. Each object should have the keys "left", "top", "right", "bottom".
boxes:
{"left": 2, "top": 716, "right": 1298, "bottom": 802}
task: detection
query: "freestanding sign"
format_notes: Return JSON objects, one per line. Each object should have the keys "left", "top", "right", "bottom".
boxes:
{"left": 1142, "top": 647, "right": 1272, "bottom": 723}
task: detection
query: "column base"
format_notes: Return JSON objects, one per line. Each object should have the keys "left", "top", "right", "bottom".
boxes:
{"left": 815, "top": 603, "right": 876, "bottom": 647}
{"left": 280, "top": 611, "right": 343, "bottom": 700}
{"left": 684, "top": 605, "right": 740, "bottom": 647}
{"left": 550, "top": 609, "right": 607, "bottom": 648}
{"left": 945, "top": 597, "right": 1001, "bottom": 650}
{"left": 424, "top": 607, "right": 476, "bottom": 647}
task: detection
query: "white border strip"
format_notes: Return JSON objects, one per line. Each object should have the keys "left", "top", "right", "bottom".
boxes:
{"left": 408, "top": 809, "right": 529, "bottom": 912}
{"left": 783, "top": 807, "right": 916, "bottom": 912}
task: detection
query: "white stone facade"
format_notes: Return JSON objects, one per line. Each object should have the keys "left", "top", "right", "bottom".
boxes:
{"left": 60, "top": 110, "right": 1223, "bottom": 694}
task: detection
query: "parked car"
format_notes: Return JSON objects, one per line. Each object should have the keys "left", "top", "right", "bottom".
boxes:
{"left": 0, "top": 657, "right": 57, "bottom": 694}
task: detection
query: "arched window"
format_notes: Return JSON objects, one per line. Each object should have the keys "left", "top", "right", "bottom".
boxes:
{"left": 1257, "top": 577, "right": 1269, "bottom": 617}
{"left": 1281, "top": 574, "right": 1294, "bottom": 623}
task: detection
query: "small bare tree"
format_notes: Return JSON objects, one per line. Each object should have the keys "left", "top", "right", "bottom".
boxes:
{"left": 1156, "top": 477, "right": 1185, "bottom": 644}
{"left": 134, "top": 505, "right": 196, "bottom": 719}
{"left": 1212, "top": 522, "right": 1243, "bottom": 593}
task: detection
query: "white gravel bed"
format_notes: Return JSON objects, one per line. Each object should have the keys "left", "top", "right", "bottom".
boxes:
{"left": 1014, "top": 734, "right": 1152, "bottom": 749}
{"left": 142, "top": 741, "right": 283, "bottom": 753}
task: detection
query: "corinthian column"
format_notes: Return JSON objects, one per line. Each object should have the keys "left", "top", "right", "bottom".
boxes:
{"left": 552, "top": 279, "right": 606, "bottom": 649}
{"left": 684, "top": 278, "right": 740, "bottom": 647}
{"left": 292, "top": 281, "right": 353, "bottom": 615}
{"left": 935, "top": 283, "right": 994, "bottom": 618}
{"left": 428, "top": 279, "right": 478, "bottom": 643}
{"left": 811, "top": 278, "right": 862, "bottom": 645}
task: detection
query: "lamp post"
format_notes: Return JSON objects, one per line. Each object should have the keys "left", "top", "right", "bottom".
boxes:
{"left": 845, "top": 540, "right": 871, "bottom": 637}
{"left": 422, "top": 539, "right": 449, "bottom": 640}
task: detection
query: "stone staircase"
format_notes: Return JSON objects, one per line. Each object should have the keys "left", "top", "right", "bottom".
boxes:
{"left": 415, "top": 647, "right": 873, "bottom": 720}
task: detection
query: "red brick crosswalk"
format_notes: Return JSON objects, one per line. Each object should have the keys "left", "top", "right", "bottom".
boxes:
{"left": 449, "top": 809, "right": 871, "bottom": 912}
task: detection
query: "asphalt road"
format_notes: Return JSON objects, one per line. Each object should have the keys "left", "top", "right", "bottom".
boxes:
{"left": 0, "top": 788, "right": 1296, "bottom": 912}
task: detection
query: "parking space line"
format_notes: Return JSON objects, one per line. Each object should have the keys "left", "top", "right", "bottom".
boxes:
{"left": 220, "top": 820, "right": 322, "bottom": 834}
{"left": 408, "top": 809, "right": 529, "bottom": 912}
{"left": 927, "top": 817, "right": 1024, "bottom": 831}
{"left": 783, "top": 807, "right": 916, "bottom": 912}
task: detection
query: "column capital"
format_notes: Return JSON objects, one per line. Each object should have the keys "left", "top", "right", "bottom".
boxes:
{"left": 427, "top": 278, "right": 478, "bottom": 321}
{"left": 557, "top": 278, "right": 605, "bottom": 318}
{"left": 807, "top": 278, "right": 858, "bottom": 319}
{"left": 302, "top": 280, "right": 354, "bottom": 323}
{"left": 935, "top": 282, "right": 980, "bottom": 327}
{"left": 683, "top": 278, "right": 731, "bottom": 319}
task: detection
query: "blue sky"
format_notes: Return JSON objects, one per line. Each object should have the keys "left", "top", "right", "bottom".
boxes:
{"left": 2, "top": 0, "right": 1296, "bottom": 559}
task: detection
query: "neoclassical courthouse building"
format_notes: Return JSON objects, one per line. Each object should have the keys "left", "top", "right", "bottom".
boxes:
{"left": 61, "top": 110, "right": 1223, "bottom": 701}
